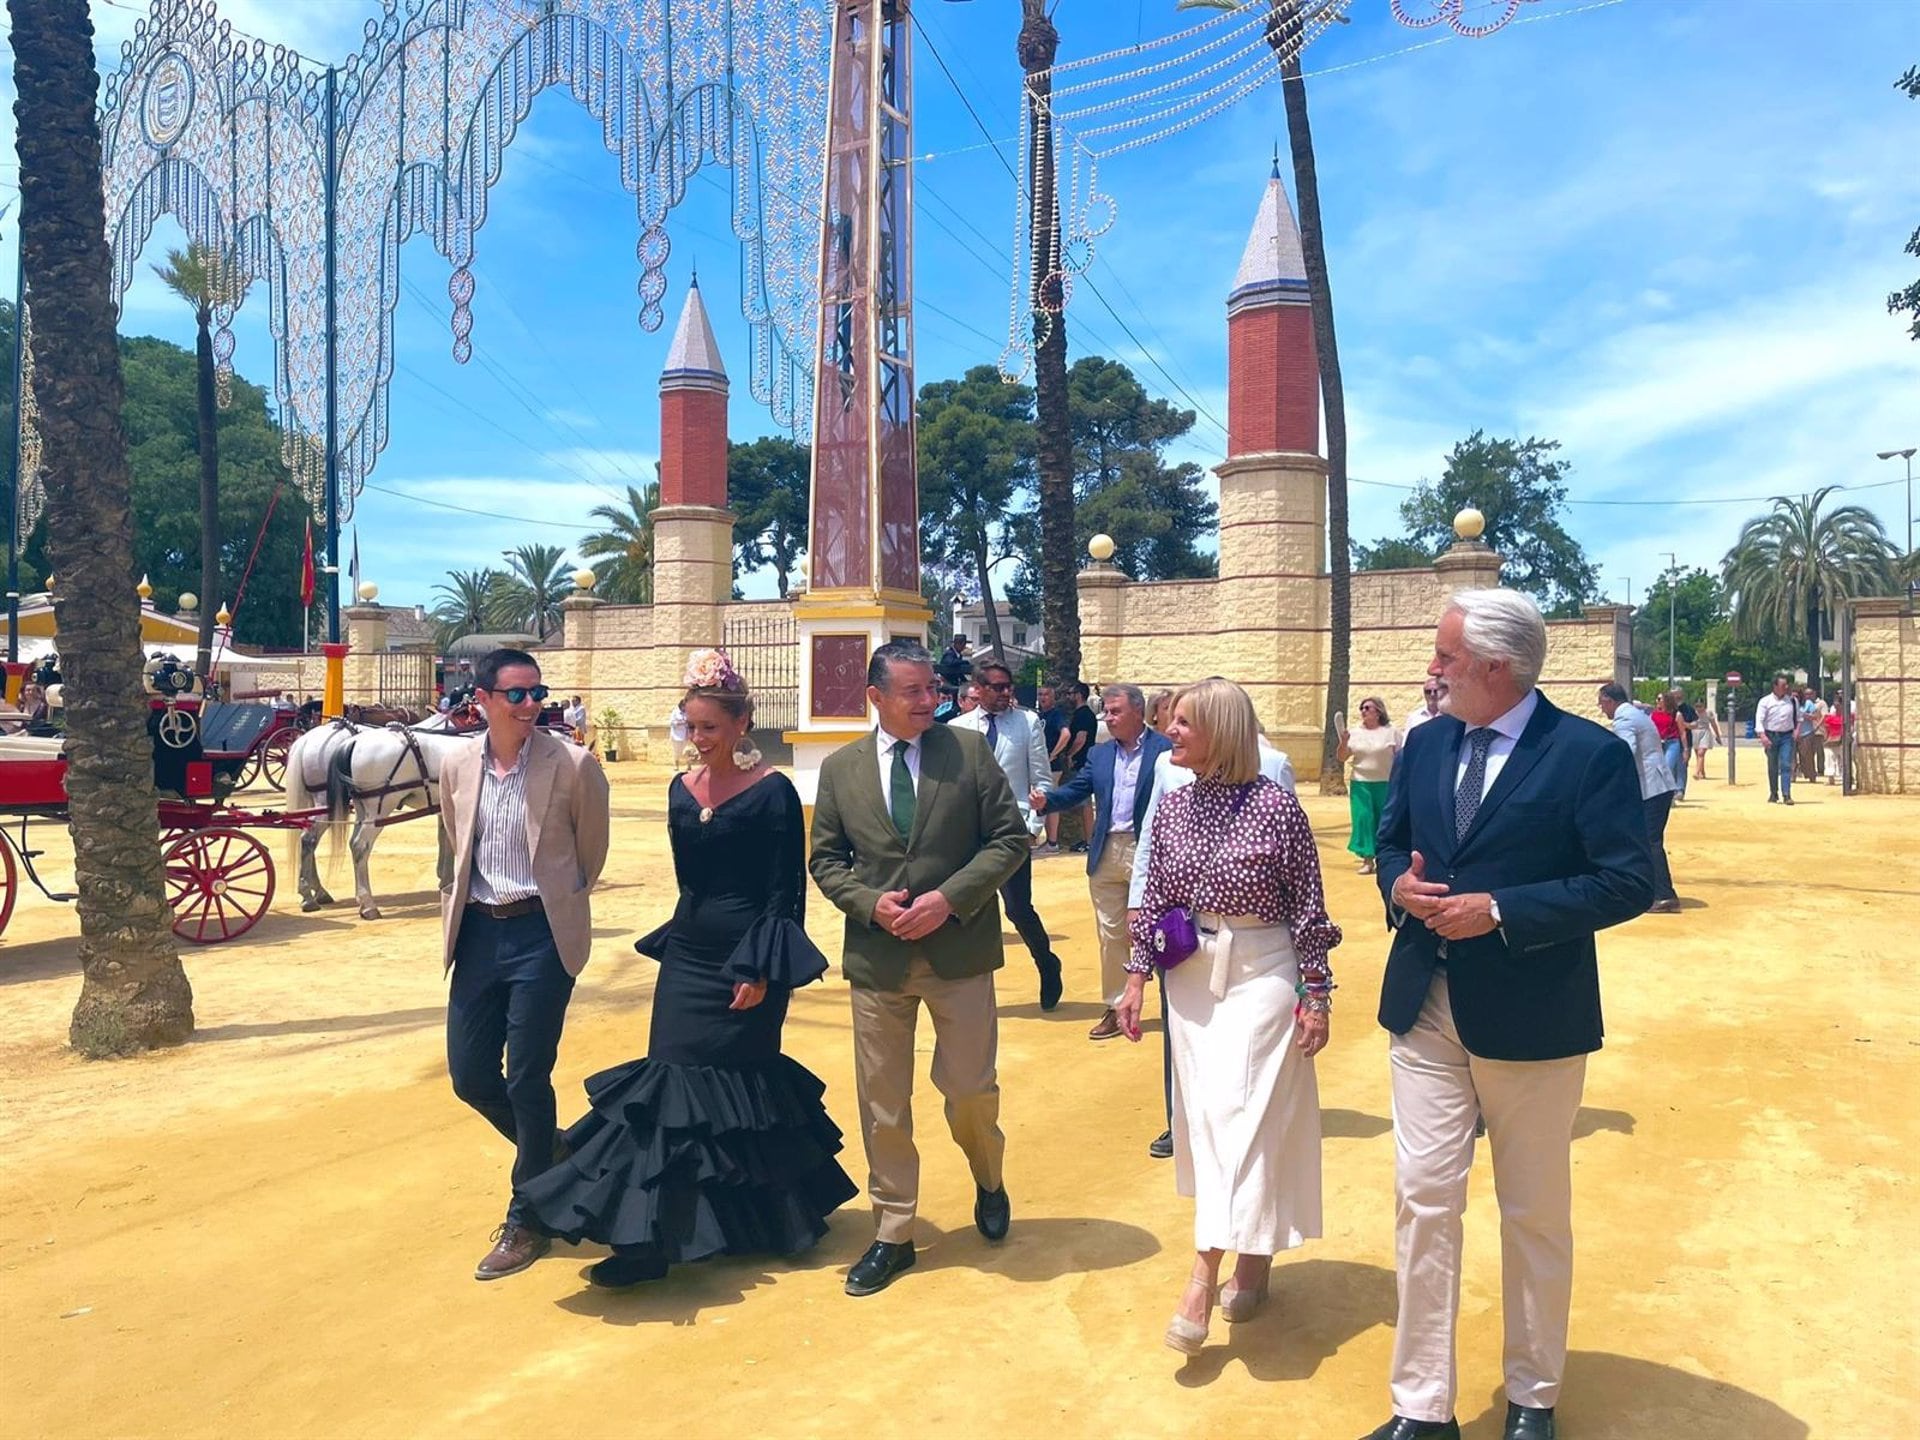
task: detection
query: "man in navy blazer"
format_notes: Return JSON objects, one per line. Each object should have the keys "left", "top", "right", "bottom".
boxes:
{"left": 1031, "top": 683, "right": 1171, "bottom": 1040}
{"left": 1361, "top": 590, "right": 1654, "bottom": 1440}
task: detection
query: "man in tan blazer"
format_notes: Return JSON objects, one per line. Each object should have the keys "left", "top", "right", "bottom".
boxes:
{"left": 439, "top": 648, "right": 610, "bottom": 1281}
{"left": 810, "top": 641, "right": 1030, "bottom": 1297}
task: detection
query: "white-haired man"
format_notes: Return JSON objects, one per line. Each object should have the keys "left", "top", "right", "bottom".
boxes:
{"left": 1363, "top": 590, "right": 1655, "bottom": 1440}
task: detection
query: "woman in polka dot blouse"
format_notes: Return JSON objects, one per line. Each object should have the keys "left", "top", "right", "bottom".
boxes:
{"left": 1118, "top": 677, "right": 1341, "bottom": 1356}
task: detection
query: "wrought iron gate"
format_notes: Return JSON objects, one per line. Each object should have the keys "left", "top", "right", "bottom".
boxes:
{"left": 374, "top": 651, "right": 434, "bottom": 710}
{"left": 723, "top": 610, "right": 798, "bottom": 732}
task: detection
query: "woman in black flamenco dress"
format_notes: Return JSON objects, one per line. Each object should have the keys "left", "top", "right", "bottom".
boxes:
{"left": 516, "top": 669, "right": 857, "bottom": 1287}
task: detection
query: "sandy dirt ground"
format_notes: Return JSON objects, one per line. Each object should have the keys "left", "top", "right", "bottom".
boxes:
{"left": 1, "top": 754, "right": 1913, "bottom": 1439}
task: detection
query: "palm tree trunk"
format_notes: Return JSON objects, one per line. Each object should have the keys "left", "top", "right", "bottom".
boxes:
{"left": 11, "top": 0, "right": 193, "bottom": 1054}
{"left": 1021, "top": 1, "right": 1080, "bottom": 690}
{"left": 194, "top": 300, "right": 220, "bottom": 677}
{"left": 1270, "top": 0, "right": 1350, "bottom": 796}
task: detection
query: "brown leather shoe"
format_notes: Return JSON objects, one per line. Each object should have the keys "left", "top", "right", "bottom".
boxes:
{"left": 474, "top": 1223, "right": 550, "bottom": 1281}
{"left": 1088, "top": 1009, "right": 1123, "bottom": 1042}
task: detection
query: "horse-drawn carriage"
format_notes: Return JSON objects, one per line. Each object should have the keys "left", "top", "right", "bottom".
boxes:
{"left": 0, "top": 656, "right": 323, "bottom": 944}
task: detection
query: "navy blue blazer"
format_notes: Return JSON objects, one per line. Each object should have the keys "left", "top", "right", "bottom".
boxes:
{"left": 1042, "top": 729, "right": 1172, "bottom": 875}
{"left": 1374, "top": 692, "right": 1655, "bottom": 1062}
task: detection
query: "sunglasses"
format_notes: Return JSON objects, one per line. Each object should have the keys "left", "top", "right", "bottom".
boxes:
{"left": 983, "top": 680, "right": 1013, "bottom": 691}
{"left": 486, "top": 684, "right": 550, "bottom": 705}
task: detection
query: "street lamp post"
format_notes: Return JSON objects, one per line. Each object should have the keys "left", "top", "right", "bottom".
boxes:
{"left": 1661, "top": 552, "right": 1678, "bottom": 690}
{"left": 1875, "top": 448, "right": 1915, "bottom": 554}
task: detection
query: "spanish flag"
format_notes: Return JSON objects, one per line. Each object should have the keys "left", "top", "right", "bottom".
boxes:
{"left": 300, "top": 519, "right": 315, "bottom": 609}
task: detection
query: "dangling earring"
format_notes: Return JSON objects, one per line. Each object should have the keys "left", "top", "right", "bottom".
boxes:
{"left": 735, "top": 733, "right": 763, "bottom": 770}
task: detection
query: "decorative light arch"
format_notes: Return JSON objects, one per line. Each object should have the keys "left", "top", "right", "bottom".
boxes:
{"left": 92, "top": 0, "right": 832, "bottom": 636}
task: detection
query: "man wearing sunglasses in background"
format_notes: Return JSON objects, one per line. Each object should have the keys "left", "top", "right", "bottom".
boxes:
{"left": 948, "top": 657, "right": 1066, "bottom": 1011}
{"left": 438, "top": 648, "right": 611, "bottom": 1281}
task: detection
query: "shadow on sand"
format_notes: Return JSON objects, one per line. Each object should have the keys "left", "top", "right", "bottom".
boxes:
{"left": 1174, "top": 1257, "right": 1398, "bottom": 1387}
{"left": 1462, "top": 1353, "right": 1808, "bottom": 1438}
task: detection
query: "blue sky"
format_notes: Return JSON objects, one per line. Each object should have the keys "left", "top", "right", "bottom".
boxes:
{"left": 2, "top": 0, "right": 1917, "bottom": 628}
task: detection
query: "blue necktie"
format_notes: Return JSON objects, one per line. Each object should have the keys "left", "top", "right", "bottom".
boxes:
{"left": 1456, "top": 728, "right": 1496, "bottom": 841}
{"left": 986, "top": 713, "right": 1000, "bottom": 752}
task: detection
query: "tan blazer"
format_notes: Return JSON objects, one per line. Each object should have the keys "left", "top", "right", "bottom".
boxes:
{"left": 439, "top": 729, "right": 611, "bottom": 975}
{"left": 808, "top": 724, "right": 1028, "bottom": 992}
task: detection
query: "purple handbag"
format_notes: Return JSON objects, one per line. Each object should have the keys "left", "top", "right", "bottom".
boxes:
{"left": 1148, "top": 907, "right": 1201, "bottom": 970}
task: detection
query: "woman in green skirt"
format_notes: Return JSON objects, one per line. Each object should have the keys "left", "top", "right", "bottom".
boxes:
{"left": 1337, "top": 697, "right": 1399, "bottom": 874}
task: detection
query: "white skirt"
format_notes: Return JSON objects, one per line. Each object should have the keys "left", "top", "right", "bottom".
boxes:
{"left": 1165, "top": 915, "right": 1323, "bottom": 1254}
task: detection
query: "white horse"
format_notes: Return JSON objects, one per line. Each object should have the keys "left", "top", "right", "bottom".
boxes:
{"left": 285, "top": 711, "right": 478, "bottom": 919}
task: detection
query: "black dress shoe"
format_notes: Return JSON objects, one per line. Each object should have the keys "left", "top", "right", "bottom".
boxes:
{"left": 1037, "top": 954, "right": 1064, "bottom": 1011}
{"left": 845, "top": 1239, "right": 916, "bottom": 1296}
{"left": 974, "top": 1185, "right": 1011, "bottom": 1241}
{"left": 1359, "top": 1418, "right": 1461, "bottom": 1440}
{"left": 1148, "top": 1130, "right": 1174, "bottom": 1159}
{"left": 588, "top": 1250, "right": 668, "bottom": 1288}
{"left": 1503, "top": 1403, "right": 1555, "bottom": 1440}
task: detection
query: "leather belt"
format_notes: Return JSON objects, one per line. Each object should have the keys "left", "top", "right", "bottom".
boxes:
{"left": 467, "top": 896, "right": 543, "bottom": 920}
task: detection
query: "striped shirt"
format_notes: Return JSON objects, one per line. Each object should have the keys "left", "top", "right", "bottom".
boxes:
{"left": 468, "top": 740, "right": 539, "bottom": 905}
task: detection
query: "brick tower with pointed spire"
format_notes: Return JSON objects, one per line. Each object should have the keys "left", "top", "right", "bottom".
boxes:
{"left": 1213, "top": 160, "right": 1328, "bottom": 749}
{"left": 649, "top": 278, "right": 734, "bottom": 656}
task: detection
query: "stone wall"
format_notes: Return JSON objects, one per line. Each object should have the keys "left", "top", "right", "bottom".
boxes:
{"left": 1851, "top": 596, "right": 1918, "bottom": 794}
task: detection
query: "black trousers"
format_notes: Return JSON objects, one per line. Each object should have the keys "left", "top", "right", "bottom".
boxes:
{"left": 446, "top": 909, "right": 575, "bottom": 1223}
{"left": 1643, "top": 791, "right": 1677, "bottom": 902}
{"left": 999, "top": 850, "right": 1056, "bottom": 966}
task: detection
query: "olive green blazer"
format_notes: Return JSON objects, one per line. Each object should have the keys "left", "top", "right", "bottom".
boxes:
{"left": 808, "top": 724, "right": 1029, "bottom": 992}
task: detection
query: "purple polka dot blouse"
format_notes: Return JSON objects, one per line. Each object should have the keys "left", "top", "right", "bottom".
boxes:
{"left": 1127, "top": 775, "right": 1341, "bottom": 992}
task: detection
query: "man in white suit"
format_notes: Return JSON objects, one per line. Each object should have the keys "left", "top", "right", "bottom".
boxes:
{"left": 948, "top": 657, "right": 1064, "bottom": 1010}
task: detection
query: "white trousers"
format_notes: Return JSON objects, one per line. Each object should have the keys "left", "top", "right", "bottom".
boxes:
{"left": 1165, "top": 918, "right": 1322, "bottom": 1255}
{"left": 1389, "top": 972, "right": 1587, "bottom": 1423}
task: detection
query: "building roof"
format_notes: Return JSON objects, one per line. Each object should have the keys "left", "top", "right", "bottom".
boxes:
{"left": 1228, "top": 160, "right": 1311, "bottom": 317}
{"left": 382, "top": 604, "right": 437, "bottom": 651}
{"left": 660, "top": 276, "right": 728, "bottom": 391}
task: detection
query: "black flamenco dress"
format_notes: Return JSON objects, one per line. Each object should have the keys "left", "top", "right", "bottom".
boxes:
{"left": 515, "top": 771, "right": 857, "bottom": 1268}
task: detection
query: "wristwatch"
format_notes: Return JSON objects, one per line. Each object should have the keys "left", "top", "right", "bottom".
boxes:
{"left": 1488, "top": 896, "right": 1502, "bottom": 926}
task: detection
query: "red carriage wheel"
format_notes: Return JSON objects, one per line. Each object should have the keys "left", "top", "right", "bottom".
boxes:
{"left": 233, "top": 748, "right": 262, "bottom": 790}
{"left": 259, "top": 726, "right": 297, "bottom": 792}
{"left": 0, "top": 839, "right": 16, "bottom": 939}
{"left": 163, "top": 829, "right": 276, "bottom": 943}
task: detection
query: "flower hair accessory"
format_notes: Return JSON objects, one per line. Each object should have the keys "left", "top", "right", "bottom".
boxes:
{"left": 683, "top": 647, "right": 746, "bottom": 693}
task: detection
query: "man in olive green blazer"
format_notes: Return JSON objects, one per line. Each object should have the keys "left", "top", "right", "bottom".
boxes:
{"left": 810, "top": 641, "right": 1030, "bottom": 1296}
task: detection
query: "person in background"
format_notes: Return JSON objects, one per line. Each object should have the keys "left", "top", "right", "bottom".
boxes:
{"left": 1063, "top": 682, "right": 1100, "bottom": 855}
{"left": 1147, "top": 689, "right": 1176, "bottom": 736}
{"left": 1755, "top": 674, "right": 1799, "bottom": 805}
{"left": 937, "top": 634, "right": 974, "bottom": 691}
{"left": 1665, "top": 690, "right": 1698, "bottom": 798}
{"left": 1796, "top": 686, "right": 1827, "bottom": 784}
{"left": 1822, "top": 691, "right": 1844, "bottom": 784}
{"left": 1599, "top": 683, "right": 1682, "bottom": 914}
{"left": 1648, "top": 694, "right": 1682, "bottom": 799}
{"left": 1403, "top": 682, "right": 1443, "bottom": 733}
{"left": 1030, "top": 683, "right": 1172, "bottom": 1041}
{"left": 1690, "top": 700, "right": 1722, "bottom": 780}
{"left": 1337, "top": 696, "right": 1399, "bottom": 875}
{"left": 1122, "top": 677, "right": 1337, "bottom": 1355}
{"left": 1038, "top": 682, "right": 1071, "bottom": 854}
{"left": 948, "top": 658, "right": 1066, "bottom": 1012}
{"left": 957, "top": 682, "right": 981, "bottom": 716}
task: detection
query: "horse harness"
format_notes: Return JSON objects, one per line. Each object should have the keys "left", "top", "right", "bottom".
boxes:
{"left": 356, "top": 721, "right": 441, "bottom": 824}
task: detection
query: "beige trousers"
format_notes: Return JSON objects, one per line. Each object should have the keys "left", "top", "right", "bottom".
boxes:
{"left": 849, "top": 959, "right": 1005, "bottom": 1244}
{"left": 1089, "top": 832, "right": 1137, "bottom": 1009}
{"left": 1389, "top": 972, "right": 1587, "bottom": 1423}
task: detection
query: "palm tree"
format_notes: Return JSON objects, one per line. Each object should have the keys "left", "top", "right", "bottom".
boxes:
{"left": 12, "top": 0, "right": 192, "bottom": 1053}
{"left": 1020, "top": 0, "right": 1081, "bottom": 691}
{"left": 1180, "top": 0, "right": 1352, "bottom": 795}
{"left": 579, "top": 481, "right": 659, "bottom": 604}
{"left": 152, "top": 243, "right": 238, "bottom": 678}
{"left": 430, "top": 567, "right": 502, "bottom": 650}
{"left": 491, "top": 543, "right": 573, "bottom": 638}
{"left": 1723, "top": 485, "right": 1898, "bottom": 684}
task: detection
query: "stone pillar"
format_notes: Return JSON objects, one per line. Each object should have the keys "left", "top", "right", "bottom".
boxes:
{"left": 1433, "top": 509, "right": 1504, "bottom": 592}
{"left": 342, "top": 604, "right": 387, "bottom": 705}
{"left": 1076, "top": 548, "right": 1131, "bottom": 686}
